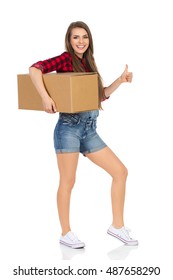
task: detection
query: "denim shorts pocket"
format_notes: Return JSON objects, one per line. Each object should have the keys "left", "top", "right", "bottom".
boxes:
{"left": 61, "top": 114, "right": 80, "bottom": 126}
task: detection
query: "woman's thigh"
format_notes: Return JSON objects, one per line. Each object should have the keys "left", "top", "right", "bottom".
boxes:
{"left": 56, "top": 153, "right": 80, "bottom": 185}
{"left": 86, "top": 147, "right": 127, "bottom": 178}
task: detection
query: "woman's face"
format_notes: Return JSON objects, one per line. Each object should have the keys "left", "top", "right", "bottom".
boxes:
{"left": 70, "top": 27, "right": 89, "bottom": 58}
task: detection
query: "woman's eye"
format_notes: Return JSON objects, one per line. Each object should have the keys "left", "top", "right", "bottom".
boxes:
{"left": 72, "top": 36, "right": 88, "bottom": 39}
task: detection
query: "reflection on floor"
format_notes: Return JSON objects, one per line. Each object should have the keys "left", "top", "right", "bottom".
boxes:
{"left": 107, "top": 244, "right": 138, "bottom": 260}
{"left": 59, "top": 243, "right": 138, "bottom": 260}
{"left": 59, "top": 244, "right": 85, "bottom": 260}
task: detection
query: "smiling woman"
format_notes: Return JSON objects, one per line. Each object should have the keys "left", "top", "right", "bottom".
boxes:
{"left": 29, "top": 20, "right": 137, "bottom": 249}
{"left": 70, "top": 28, "right": 89, "bottom": 58}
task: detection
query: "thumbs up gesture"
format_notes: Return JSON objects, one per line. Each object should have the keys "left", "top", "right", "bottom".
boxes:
{"left": 120, "top": 64, "right": 133, "bottom": 83}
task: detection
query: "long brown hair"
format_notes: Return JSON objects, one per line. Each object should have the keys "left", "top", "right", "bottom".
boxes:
{"left": 65, "top": 21, "right": 104, "bottom": 109}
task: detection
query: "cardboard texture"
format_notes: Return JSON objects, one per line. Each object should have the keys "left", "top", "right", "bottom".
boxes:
{"left": 17, "top": 72, "right": 99, "bottom": 113}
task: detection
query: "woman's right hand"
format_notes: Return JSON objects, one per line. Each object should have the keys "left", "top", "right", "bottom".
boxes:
{"left": 42, "top": 95, "right": 57, "bottom": 113}
{"left": 29, "top": 67, "right": 57, "bottom": 113}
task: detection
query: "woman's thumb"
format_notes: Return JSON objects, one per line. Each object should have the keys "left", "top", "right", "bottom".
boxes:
{"left": 125, "top": 64, "right": 128, "bottom": 72}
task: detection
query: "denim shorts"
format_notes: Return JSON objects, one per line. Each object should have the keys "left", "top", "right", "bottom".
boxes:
{"left": 54, "top": 110, "right": 107, "bottom": 154}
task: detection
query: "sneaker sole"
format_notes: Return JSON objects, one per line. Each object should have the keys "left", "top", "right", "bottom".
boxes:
{"left": 107, "top": 229, "right": 138, "bottom": 246}
{"left": 60, "top": 240, "right": 85, "bottom": 249}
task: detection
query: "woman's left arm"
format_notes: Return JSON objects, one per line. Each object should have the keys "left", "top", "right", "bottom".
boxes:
{"left": 104, "top": 64, "right": 133, "bottom": 98}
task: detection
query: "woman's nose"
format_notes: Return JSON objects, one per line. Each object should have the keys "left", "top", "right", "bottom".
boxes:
{"left": 79, "top": 37, "right": 83, "bottom": 43}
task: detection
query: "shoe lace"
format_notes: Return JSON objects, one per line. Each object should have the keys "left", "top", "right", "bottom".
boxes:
{"left": 68, "top": 232, "right": 79, "bottom": 242}
{"left": 122, "top": 227, "right": 132, "bottom": 240}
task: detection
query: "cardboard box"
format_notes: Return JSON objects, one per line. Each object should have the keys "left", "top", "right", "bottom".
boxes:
{"left": 17, "top": 72, "right": 99, "bottom": 113}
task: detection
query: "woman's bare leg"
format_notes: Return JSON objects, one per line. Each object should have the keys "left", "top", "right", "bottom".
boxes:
{"left": 56, "top": 153, "right": 79, "bottom": 235}
{"left": 86, "top": 147, "right": 128, "bottom": 228}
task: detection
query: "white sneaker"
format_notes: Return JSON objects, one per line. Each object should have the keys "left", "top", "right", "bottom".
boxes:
{"left": 60, "top": 231, "right": 85, "bottom": 249}
{"left": 107, "top": 225, "right": 138, "bottom": 246}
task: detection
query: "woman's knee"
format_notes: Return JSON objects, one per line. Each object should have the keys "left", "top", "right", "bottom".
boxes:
{"left": 113, "top": 165, "right": 128, "bottom": 181}
{"left": 59, "top": 176, "right": 76, "bottom": 191}
{"left": 123, "top": 166, "right": 128, "bottom": 178}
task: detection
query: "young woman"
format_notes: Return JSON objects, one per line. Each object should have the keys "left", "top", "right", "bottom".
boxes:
{"left": 29, "top": 21, "right": 138, "bottom": 249}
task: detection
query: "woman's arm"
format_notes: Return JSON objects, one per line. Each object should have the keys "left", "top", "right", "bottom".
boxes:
{"left": 29, "top": 67, "right": 57, "bottom": 113}
{"left": 104, "top": 64, "right": 133, "bottom": 98}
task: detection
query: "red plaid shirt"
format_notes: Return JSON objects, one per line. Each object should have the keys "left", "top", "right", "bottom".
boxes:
{"left": 30, "top": 51, "right": 89, "bottom": 73}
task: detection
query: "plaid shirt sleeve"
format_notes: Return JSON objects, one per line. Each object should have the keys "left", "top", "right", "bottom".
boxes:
{"left": 102, "top": 94, "right": 110, "bottom": 101}
{"left": 30, "top": 52, "right": 73, "bottom": 73}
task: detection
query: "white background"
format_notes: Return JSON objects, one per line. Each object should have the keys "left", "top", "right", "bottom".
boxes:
{"left": 0, "top": 0, "right": 173, "bottom": 279}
